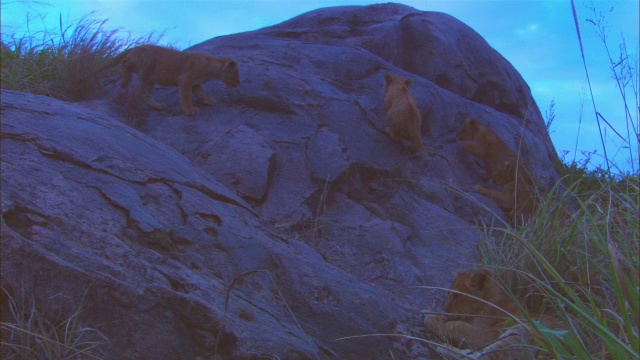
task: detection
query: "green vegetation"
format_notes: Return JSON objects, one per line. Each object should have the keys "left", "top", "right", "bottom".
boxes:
{"left": 478, "top": 170, "right": 638, "bottom": 359}
{"left": 1, "top": 13, "right": 160, "bottom": 101}
{"left": 471, "top": 3, "right": 639, "bottom": 358}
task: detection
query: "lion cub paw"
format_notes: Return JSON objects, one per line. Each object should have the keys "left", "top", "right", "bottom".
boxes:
{"left": 146, "top": 99, "right": 168, "bottom": 111}
{"left": 199, "top": 96, "right": 215, "bottom": 106}
{"left": 114, "top": 93, "right": 127, "bottom": 105}
{"left": 423, "top": 314, "right": 446, "bottom": 333}
{"left": 385, "top": 127, "right": 401, "bottom": 142}
{"left": 183, "top": 107, "right": 200, "bottom": 116}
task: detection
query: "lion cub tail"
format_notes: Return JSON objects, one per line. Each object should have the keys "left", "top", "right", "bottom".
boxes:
{"left": 78, "top": 47, "right": 132, "bottom": 84}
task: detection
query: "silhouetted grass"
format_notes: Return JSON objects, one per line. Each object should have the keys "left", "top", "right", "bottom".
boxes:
{"left": 569, "top": 0, "right": 639, "bottom": 176}
{"left": 1, "top": 12, "right": 161, "bottom": 101}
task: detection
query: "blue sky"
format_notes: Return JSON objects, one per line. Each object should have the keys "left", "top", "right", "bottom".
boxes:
{"left": 2, "top": 0, "right": 638, "bottom": 174}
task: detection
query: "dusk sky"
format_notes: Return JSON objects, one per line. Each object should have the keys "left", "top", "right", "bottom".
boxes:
{"left": 2, "top": 0, "right": 638, "bottom": 174}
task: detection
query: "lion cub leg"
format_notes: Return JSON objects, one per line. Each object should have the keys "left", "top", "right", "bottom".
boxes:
{"left": 385, "top": 126, "right": 402, "bottom": 143}
{"left": 178, "top": 82, "right": 199, "bottom": 115}
{"left": 462, "top": 141, "right": 494, "bottom": 180}
{"left": 193, "top": 84, "right": 215, "bottom": 106}
{"left": 424, "top": 315, "right": 502, "bottom": 350}
{"left": 115, "top": 66, "right": 134, "bottom": 105}
{"left": 138, "top": 81, "right": 167, "bottom": 111}
{"left": 475, "top": 184, "right": 514, "bottom": 212}
{"left": 481, "top": 172, "right": 494, "bottom": 183}
{"left": 409, "top": 126, "right": 424, "bottom": 154}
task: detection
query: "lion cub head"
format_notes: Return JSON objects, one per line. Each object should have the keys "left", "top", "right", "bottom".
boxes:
{"left": 219, "top": 59, "right": 240, "bottom": 88}
{"left": 384, "top": 73, "right": 412, "bottom": 92}
{"left": 444, "top": 269, "right": 517, "bottom": 320}
{"left": 455, "top": 118, "right": 480, "bottom": 141}
{"left": 187, "top": 52, "right": 240, "bottom": 88}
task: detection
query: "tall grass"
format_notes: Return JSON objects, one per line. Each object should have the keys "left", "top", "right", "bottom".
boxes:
{"left": 1, "top": 12, "right": 161, "bottom": 101}
{"left": 570, "top": 0, "right": 639, "bottom": 176}
{"left": 0, "top": 286, "right": 110, "bottom": 360}
{"left": 448, "top": 4, "right": 639, "bottom": 358}
{"left": 476, "top": 6, "right": 639, "bottom": 350}
{"left": 479, "top": 172, "right": 639, "bottom": 359}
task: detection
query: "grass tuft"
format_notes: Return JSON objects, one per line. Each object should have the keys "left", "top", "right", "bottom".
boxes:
{"left": 0, "top": 286, "right": 110, "bottom": 360}
{"left": 1, "top": 12, "right": 162, "bottom": 101}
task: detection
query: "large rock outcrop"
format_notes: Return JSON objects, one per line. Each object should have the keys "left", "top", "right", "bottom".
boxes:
{"left": 1, "top": 3, "right": 560, "bottom": 359}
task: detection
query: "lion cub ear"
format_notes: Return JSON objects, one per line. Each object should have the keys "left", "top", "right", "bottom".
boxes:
{"left": 384, "top": 72, "right": 393, "bottom": 83}
{"left": 467, "top": 270, "right": 490, "bottom": 291}
{"left": 503, "top": 160, "right": 515, "bottom": 172}
{"left": 227, "top": 60, "right": 237, "bottom": 69}
{"left": 405, "top": 79, "right": 413, "bottom": 87}
{"left": 184, "top": 52, "right": 196, "bottom": 64}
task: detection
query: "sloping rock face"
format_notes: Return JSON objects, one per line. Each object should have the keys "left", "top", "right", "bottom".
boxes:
{"left": 1, "top": 91, "right": 405, "bottom": 359}
{"left": 1, "top": 3, "right": 560, "bottom": 359}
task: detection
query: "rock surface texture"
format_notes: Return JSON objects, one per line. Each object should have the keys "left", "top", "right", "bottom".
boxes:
{"left": 1, "top": 4, "right": 560, "bottom": 359}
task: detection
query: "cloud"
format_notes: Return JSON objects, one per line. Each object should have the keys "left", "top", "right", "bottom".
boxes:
{"left": 515, "top": 23, "right": 540, "bottom": 39}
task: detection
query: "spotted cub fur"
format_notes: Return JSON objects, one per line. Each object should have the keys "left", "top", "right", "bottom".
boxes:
{"left": 383, "top": 73, "right": 424, "bottom": 154}
{"left": 475, "top": 160, "right": 537, "bottom": 224}
{"left": 423, "top": 270, "right": 563, "bottom": 359}
{"left": 456, "top": 118, "right": 517, "bottom": 185}
{"left": 98, "top": 44, "right": 240, "bottom": 115}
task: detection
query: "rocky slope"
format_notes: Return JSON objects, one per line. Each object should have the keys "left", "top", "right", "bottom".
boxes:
{"left": 1, "top": 3, "right": 559, "bottom": 359}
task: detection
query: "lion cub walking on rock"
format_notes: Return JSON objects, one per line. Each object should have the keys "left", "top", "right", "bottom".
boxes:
{"left": 383, "top": 73, "right": 424, "bottom": 154}
{"left": 102, "top": 45, "right": 240, "bottom": 115}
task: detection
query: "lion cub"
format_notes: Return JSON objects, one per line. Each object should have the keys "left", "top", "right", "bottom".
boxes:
{"left": 383, "top": 73, "right": 424, "bottom": 154}
{"left": 457, "top": 119, "right": 537, "bottom": 223}
{"left": 475, "top": 160, "right": 537, "bottom": 224}
{"left": 456, "top": 118, "right": 517, "bottom": 185}
{"left": 424, "top": 270, "right": 520, "bottom": 351}
{"left": 424, "top": 270, "right": 561, "bottom": 359}
{"left": 102, "top": 44, "right": 240, "bottom": 115}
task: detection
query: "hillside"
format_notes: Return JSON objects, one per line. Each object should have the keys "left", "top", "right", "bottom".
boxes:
{"left": 1, "top": 3, "right": 561, "bottom": 359}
